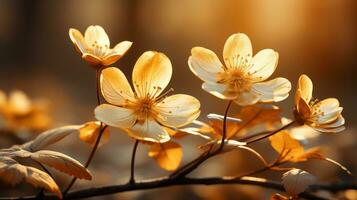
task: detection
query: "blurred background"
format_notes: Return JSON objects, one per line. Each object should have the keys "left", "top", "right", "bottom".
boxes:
{"left": 0, "top": 0, "right": 356, "bottom": 199}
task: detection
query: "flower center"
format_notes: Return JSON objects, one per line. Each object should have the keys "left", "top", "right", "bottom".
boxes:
{"left": 132, "top": 97, "right": 158, "bottom": 122}
{"left": 216, "top": 69, "right": 252, "bottom": 93}
{"left": 88, "top": 41, "right": 109, "bottom": 57}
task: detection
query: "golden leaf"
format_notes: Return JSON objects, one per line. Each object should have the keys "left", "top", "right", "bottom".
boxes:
{"left": 0, "top": 157, "right": 62, "bottom": 198}
{"left": 22, "top": 125, "right": 81, "bottom": 151}
{"left": 79, "top": 121, "right": 110, "bottom": 147}
{"left": 205, "top": 105, "right": 282, "bottom": 140}
{"left": 269, "top": 131, "right": 351, "bottom": 174}
{"left": 269, "top": 131, "right": 304, "bottom": 162}
{"left": 148, "top": 141, "right": 183, "bottom": 171}
{"left": 30, "top": 150, "right": 92, "bottom": 180}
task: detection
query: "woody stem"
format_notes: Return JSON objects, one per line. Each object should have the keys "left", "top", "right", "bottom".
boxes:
{"left": 129, "top": 140, "right": 140, "bottom": 184}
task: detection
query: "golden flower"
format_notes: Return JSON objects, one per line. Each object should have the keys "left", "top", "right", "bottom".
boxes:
{"left": 0, "top": 90, "right": 52, "bottom": 133}
{"left": 69, "top": 25, "right": 132, "bottom": 67}
{"left": 294, "top": 74, "right": 345, "bottom": 133}
{"left": 188, "top": 33, "right": 291, "bottom": 105}
{"left": 95, "top": 51, "right": 201, "bottom": 143}
{"left": 79, "top": 121, "right": 110, "bottom": 147}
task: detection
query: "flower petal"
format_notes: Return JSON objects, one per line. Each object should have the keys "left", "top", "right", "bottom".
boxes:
{"left": 202, "top": 82, "right": 237, "bottom": 99}
{"left": 234, "top": 91, "right": 260, "bottom": 106}
{"left": 188, "top": 47, "right": 223, "bottom": 83}
{"left": 100, "top": 67, "right": 134, "bottom": 106}
{"left": 155, "top": 94, "right": 201, "bottom": 127}
{"left": 252, "top": 77, "right": 291, "bottom": 102}
{"left": 112, "top": 41, "right": 133, "bottom": 55}
{"left": 296, "top": 91, "right": 312, "bottom": 120}
{"left": 94, "top": 104, "right": 136, "bottom": 128}
{"left": 127, "top": 120, "right": 170, "bottom": 143}
{"left": 315, "top": 98, "right": 342, "bottom": 124}
{"left": 249, "top": 49, "right": 279, "bottom": 82}
{"left": 101, "top": 41, "right": 132, "bottom": 66}
{"left": 320, "top": 115, "right": 345, "bottom": 128}
{"left": 82, "top": 53, "right": 102, "bottom": 66}
{"left": 69, "top": 28, "right": 88, "bottom": 54}
{"left": 297, "top": 75, "right": 313, "bottom": 102}
{"left": 223, "top": 33, "right": 252, "bottom": 68}
{"left": 132, "top": 51, "right": 172, "bottom": 98}
{"left": 84, "top": 25, "right": 110, "bottom": 47}
{"left": 312, "top": 126, "right": 345, "bottom": 133}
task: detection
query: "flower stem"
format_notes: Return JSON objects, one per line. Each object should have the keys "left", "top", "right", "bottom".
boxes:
{"left": 218, "top": 100, "right": 233, "bottom": 152}
{"left": 129, "top": 140, "right": 139, "bottom": 184}
{"left": 63, "top": 67, "right": 105, "bottom": 195}
{"left": 245, "top": 120, "right": 296, "bottom": 144}
{"left": 169, "top": 101, "right": 233, "bottom": 179}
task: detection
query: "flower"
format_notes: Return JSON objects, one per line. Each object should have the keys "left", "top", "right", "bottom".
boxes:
{"left": 69, "top": 25, "right": 132, "bottom": 67}
{"left": 79, "top": 121, "right": 110, "bottom": 147}
{"left": 294, "top": 74, "right": 345, "bottom": 133}
{"left": 0, "top": 90, "right": 52, "bottom": 133}
{"left": 188, "top": 33, "right": 291, "bottom": 105}
{"left": 94, "top": 51, "right": 201, "bottom": 143}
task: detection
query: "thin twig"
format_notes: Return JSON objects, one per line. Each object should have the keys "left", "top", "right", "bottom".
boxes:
{"left": 1, "top": 176, "right": 353, "bottom": 200}
{"left": 129, "top": 140, "right": 139, "bottom": 184}
{"left": 170, "top": 101, "right": 233, "bottom": 178}
{"left": 246, "top": 121, "right": 296, "bottom": 144}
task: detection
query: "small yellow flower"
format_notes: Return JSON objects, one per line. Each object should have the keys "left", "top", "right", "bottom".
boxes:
{"left": 294, "top": 75, "right": 345, "bottom": 133}
{"left": 188, "top": 33, "right": 291, "bottom": 105}
{"left": 94, "top": 51, "right": 201, "bottom": 143}
{"left": 69, "top": 25, "right": 132, "bottom": 67}
{"left": 79, "top": 121, "right": 110, "bottom": 147}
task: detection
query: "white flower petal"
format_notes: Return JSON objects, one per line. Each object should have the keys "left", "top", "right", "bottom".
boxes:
{"left": 313, "top": 126, "right": 345, "bottom": 133}
{"left": 252, "top": 77, "right": 291, "bottom": 102}
{"left": 100, "top": 67, "right": 134, "bottom": 106}
{"left": 84, "top": 25, "right": 110, "bottom": 47}
{"left": 127, "top": 120, "right": 170, "bottom": 143}
{"left": 94, "top": 104, "right": 136, "bottom": 128}
{"left": 321, "top": 115, "right": 345, "bottom": 128}
{"left": 69, "top": 28, "right": 88, "bottom": 54}
{"left": 112, "top": 41, "right": 133, "bottom": 55}
{"left": 188, "top": 47, "right": 223, "bottom": 83}
{"left": 297, "top": 75, "right": 313, "bottom": 102}
{"left": 202, "top": 82, "right": 237, "bottom": 99}
{"left": 314, "top": 98, "right": 342, "bottom": 124}
{"left": 249, "top": 49, "right": 279, "bottom": 82}
{"left": 282, "top": 169, "right": 316, "bottom": 197}
{"left": 223, "top": 33, "right": 252, "bottom": 68}
{"left": 234, "top": 91, "right": 260, "bottom": 106}
{"left": 155, "top": 94, "right": 200, "bottom": 127}
{"left": 132, "top": 51, "right": 172, "bottom": 98}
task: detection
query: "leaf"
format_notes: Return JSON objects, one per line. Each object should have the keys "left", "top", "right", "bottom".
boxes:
{"left": 269, "top": 131, "right": 352, "bottom": 174}
{"left": 30, "top": 150, "right": 92, "bottom": 180}
{"left": 148, "top": 141, "right": 183, "bottom": 171}
{"left": 0, "top": 157, "right": 62, "bottom": 198}
{"left": 22, "top": 125, "right": 82, "bottom": 151}
{"left": 282, "top": 169, "right": 315, "bottom": 197}
{"left": 79, "top": 121, "right": 110, "bottom": 147}
{"left": 203, "top": 105, "right": 282, "bottom": 140}
{"left": 25, "top": 166, "right": 62, "bottom": 199}
{"left": 269, "top": 131, "right": 305, "bottom": 162}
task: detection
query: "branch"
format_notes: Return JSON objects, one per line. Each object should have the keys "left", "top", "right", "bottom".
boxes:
{"left": 1, "top": 176, "right": 355, "bottom": 200}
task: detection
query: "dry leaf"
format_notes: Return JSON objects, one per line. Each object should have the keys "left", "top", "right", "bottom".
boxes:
{"left": 148, "top": 141, "right": 183, "bottom": 171}
{"left": 269, "top": 131, "right": 351, "bottom": 174}
{"left": 79, "top": 121, "right": 110, "bottom": 147}
{"left": 30, "top": 150, "right": 92, "bottom": 180}
{"left": 0, "top": 157, "right": 62, "bottom": 198}
{"left": 22, "top": 125, "right": 82, "bottom": 151}
{"left": 282, "top": 169, "right": 315, "bottom": 197}
{"left": 201, "top": 105, "right": 282, "bottom": 140}
{"left": 269, "top": 131, "right": 305, "bottom": 162}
